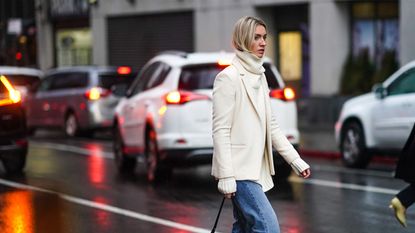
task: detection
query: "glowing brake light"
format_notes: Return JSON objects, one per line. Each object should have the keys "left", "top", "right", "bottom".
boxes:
{"left": 0, "top": 75, "right": 21, "bottom": 106}
{"left": 117, "top": 66, "right": 131, "bottom": 75}
{"left": 85, "top": 87, "right": 111, "bottom": 100}
{"left": 164, "top": 91, "right": 209, "bottom": 105}
{"left": 269, "top": 87, "right": 296, "bottom": 101}
{"left": 217, "top": 58, "right": 231, "bottom": 67}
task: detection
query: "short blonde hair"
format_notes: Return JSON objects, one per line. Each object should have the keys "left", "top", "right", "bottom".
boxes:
{"left": 232, "top": 16, "right": 267, "bottom": 52}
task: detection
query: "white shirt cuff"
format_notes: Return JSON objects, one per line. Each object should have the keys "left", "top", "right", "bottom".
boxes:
{"left": 218, "top": 177, "right": 237, "bottom": 194}
{"left": 290, "top": 158, "right": 310, "bottom": 175}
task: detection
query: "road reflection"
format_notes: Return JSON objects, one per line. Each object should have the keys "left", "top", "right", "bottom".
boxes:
{"left": 0, "top": 191, "right": 33, "bottom": 233}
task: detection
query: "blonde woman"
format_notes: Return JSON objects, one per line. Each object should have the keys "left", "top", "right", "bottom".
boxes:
{"left": 212, "top": 16, "right": 311, "bottom": 232}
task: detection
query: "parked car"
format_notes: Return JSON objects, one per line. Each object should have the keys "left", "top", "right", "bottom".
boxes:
{"left": 0, "top": 75, "right": 28, "bottom": 174}
{"left": 26, "top": 66, "right": 135, "bottom": 137}
{"left": 335, "top": 60, "right": 415, "bottom": 168}
{"left": 0, "top": 66, "right": 43, "bottom": 106}
{"left": 113, "top": 51, "right": 300, "bottom": 181}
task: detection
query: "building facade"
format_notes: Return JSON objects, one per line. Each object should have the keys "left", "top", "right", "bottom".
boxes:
{"left": 36, "top": 0, "right": 415, "bottom": 97}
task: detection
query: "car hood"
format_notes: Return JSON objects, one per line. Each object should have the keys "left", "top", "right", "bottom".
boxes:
{"left": 343, "top": 93, "right": 376, "bottom": 109}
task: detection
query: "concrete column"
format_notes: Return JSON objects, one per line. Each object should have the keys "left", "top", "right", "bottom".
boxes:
{"left": 194, "top": 0, "right": 254, "bottom": 52}
{"left": 310, "top": 1, "right": 349, "bottom": 95}
{"left": 400, "top": 0, "right": 415, "bottom": 65}
{"left": 35, "top": 0, "right": 54, "bottom": 70}
{"left": 91, "top": 5, "right": 107, "bottom": 66}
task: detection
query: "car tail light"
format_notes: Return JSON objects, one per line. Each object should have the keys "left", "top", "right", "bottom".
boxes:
{"left": 164, "top": 91, "right": 209, "bottom": 105}
{"left": 269, "top": 87, "right": 296, "bottom": 101}
{"left": 117, "top": 66, "right": 132, "bottom": 75}
{"left": 0, "top": 75, "right": 21, "bottom": 106}
{"left": 217, "top": 58, "right": 231, "bottom": 67}
{"left": 85, "top": 87, "right": 111, "bottom": 100}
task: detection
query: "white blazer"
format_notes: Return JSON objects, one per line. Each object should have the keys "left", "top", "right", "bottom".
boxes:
{"left": 211, "top": 59, "right": 300, "bottom": 180}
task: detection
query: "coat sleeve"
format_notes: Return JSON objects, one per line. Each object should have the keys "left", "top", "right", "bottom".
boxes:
{"left": 212, "top": 71, "right": 236, "bottom": 179}
{"left": 269, "top": 109, "right": 300, "bottom": 164}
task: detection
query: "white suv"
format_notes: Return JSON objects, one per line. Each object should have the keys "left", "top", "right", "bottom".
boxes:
{"left": 113, "top": 51, "right": 299, "bottom": 181}
{"left": 335, "top": 60, "right": 415, "bottom": 168}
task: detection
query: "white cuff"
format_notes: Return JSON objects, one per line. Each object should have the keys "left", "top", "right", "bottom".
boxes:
{"left": 218, "top": 177, "right": 237, "bottom": 194}
{"left": 290, "top": 158, "right": 310, "bottom": 175}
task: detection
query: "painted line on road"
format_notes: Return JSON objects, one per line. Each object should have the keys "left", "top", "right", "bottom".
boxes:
{"left": 0, "top": 178, "right": 217, "bottom": 233}
{"left": 31, "top": 142, "right": 114, "bottom": 159}
{"left": 289, "top": 176, "right": 399, "bottom": 195}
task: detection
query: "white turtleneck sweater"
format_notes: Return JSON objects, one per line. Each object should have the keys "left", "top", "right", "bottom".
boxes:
{"left": 235, "top": 50, "right": 274, "bottom": 192}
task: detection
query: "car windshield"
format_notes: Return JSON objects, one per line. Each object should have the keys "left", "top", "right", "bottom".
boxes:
{"left": 3, "top": 75, "right": 41, "bottom": 88}
{"left": 178, "top": 63, "right": 280, "bottom": 91}
{"left": 99, "top": 72, "right": 136, "bottom": 89}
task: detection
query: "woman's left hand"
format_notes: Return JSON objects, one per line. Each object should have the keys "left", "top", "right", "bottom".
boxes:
{"left": 300, "top": 168, "right": 311, "bottom": 178}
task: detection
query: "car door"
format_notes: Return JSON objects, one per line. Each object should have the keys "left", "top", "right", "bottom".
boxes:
{"left": 372, "top": 68, "right": 415, "bottom": 149}
{"left": 121, "top": 62, "right": 162, "bottom": 148}
{"left": 26, "top": 75, "right": 54, "bottom": 127}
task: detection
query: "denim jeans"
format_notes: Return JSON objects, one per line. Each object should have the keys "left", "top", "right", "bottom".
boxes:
{"left": 231, "top": 180, "right": 280, "bottom": 233}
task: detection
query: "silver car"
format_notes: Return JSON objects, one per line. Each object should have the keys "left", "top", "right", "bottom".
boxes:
{"left": 26, "top": 66, "right": 135, "bottom": 137}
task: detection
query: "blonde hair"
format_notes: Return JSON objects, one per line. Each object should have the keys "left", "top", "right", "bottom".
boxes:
{"left": 232, "top": 16, "right": 267, "bottom": 52}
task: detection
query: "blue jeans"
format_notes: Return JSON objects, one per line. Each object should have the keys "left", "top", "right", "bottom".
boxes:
{"left": 231, "top": 180, "right": 280, "bottom": 233}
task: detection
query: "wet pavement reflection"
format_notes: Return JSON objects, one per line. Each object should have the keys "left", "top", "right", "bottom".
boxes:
{"left": 0, "top": 132, "right": 412, "bottom": 232}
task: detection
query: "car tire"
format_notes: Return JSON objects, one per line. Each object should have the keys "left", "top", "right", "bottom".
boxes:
{"left": 2, "top": 150, "right": 27, "bottom": 174}
{"left": 65, "top": 113, "right": 80, "bottom": 137}
{"left": 145, "top": 128, "right": 171, "bottom": 182}
{"left": 340, "top": 121, "right": 372, "bottom": 168}
{"left": 113, "top": 126, "right": 136, "bottom": 174}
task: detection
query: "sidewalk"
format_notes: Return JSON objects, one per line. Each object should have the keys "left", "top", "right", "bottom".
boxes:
{"left": 298, "top": 126, "right": 340, "bottom": 159}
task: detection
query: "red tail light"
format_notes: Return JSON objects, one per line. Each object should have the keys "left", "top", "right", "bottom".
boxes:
{"left": 85, "top": 87, "right": 111, "bottom": 100}
{"left": 0, "top": 75, "right": 21, "bottom": 106}
{"left": 269, "top": 87, "right": 296, "bottom": 101}
{"left": 117, "top": 66, "right": 132, "bottom": 75}
{"left": 164, "top": 91, "right": 209, "bottom": 105}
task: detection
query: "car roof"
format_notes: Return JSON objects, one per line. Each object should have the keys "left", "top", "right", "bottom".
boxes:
{"left": 152, "top": 51, "right": 272, "bottom": 67}
{"left": 0, "top": 66, "right": 43, "bottom": 77}
{"left": 46, "top": 66, "right": 119, "bottom": 74}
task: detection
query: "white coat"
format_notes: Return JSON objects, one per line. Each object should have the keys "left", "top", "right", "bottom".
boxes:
{"left": 211, "top": 57, "right": 300, "bottom": 180}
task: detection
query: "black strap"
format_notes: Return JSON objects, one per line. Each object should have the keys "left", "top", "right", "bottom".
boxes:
{"left": 211, "top": 197, "right": 226, "bottom": 233}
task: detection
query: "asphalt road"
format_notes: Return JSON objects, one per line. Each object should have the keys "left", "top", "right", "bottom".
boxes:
{"left": 0, "top": 131, "right": 412, "bottom": 233}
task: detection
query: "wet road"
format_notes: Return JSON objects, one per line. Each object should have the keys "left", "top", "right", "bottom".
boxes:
{"left": 0, "top": 131, "right": 413, "bottom": 233}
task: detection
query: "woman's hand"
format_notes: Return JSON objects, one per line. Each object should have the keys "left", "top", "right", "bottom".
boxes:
{"left": 300, "top": 168, "right": 311, "bottom": 178}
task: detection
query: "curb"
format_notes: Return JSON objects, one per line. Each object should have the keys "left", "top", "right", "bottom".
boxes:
{"left": 300, "top": 149, "right": 398, "bottom": 165}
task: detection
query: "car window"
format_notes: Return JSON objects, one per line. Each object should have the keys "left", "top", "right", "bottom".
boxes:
{"left": 145, "top": 62, "right": 171, "bottom": 90}
{"left": 388, "top": 68, "right": 415, "bottom": 96}
{"left": 98, "top": 72, "right": 135, "bottom": 90}
{"left": 129, "top": 62, "right": 161, "bottom": 96}
{"left": 178, "top": 63, "right": 280, "bottom": 91}
{"left": 3, "top": 75, "right": 40, "bottom": 89}
{"left": 49, "top": 72, "right": 88, "bottom": 90}
{"left": 0, "top": 80, "right": 6, "bottom": 95}
{"left": 37, "top": 76, "right": 54, "bottom": 92}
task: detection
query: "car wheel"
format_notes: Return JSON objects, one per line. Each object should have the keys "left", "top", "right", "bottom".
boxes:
{"left": 65, "top": 113, "right": 79, "bottom": 137}
{"left": 145, "top": 128, "right": 171, "bottom": 182}
{"left": 340, "top": 121, "right": 372, "bottom": 168}
{"left": 2, "top": 150, "right": 27, "bottom": 174}
{"left": 113, "top": 126, "right": 136, "bottom": 174}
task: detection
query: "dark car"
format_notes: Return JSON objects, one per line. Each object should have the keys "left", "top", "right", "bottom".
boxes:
{"left": 0, "top": 75, "right": 28, "bottom": 174}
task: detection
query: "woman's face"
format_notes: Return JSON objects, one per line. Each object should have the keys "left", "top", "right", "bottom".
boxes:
{"left": 250, "top": 25, "right": 267, "bottom": 58}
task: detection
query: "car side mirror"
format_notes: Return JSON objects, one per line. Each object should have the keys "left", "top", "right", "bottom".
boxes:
{"left": 111, "top": 83, "right": 128, "bottom": 97}
{"left": 372, "top": 83, "right": 386, "bottom": 99}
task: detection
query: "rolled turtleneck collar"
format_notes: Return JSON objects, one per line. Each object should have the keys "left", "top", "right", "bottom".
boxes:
{"left": 235, "top": 49, "right": 265, "bottom": 75}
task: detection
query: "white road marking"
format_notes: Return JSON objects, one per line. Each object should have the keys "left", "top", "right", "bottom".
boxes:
{"left": 32, "top": 142, "right": 114, "bottom": 159}
{"left": 0, "top": 178, "right": 217, "bottom": 233}
{"left": 289, "top": 176, "right": 399, "bottom": 195}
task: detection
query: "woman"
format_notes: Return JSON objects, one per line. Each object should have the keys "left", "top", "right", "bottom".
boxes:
{"left": 390, "top": 123, "right": 415, "bottom": 227}
{"left": 211, "top": 16, "right": 311, "bottom": 233}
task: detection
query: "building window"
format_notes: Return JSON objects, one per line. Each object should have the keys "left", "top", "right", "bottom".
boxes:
{"left": 56, "top": 28, "right": 92, "bottom": 66}
{"left": 352, "top": 1, "right": 399, "bottom": 66}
